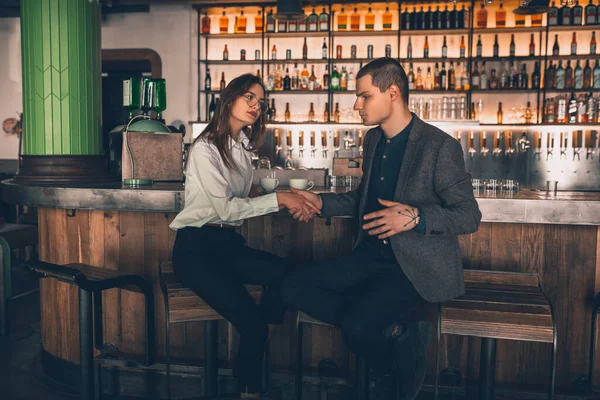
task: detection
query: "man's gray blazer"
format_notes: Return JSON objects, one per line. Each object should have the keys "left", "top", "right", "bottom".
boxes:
{"left": 320, "top": 114, "right": 482, "bottom": 303}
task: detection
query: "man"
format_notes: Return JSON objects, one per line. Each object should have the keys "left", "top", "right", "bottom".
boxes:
{"left": 281, "top": 58, "right": 482, "bottom": 400}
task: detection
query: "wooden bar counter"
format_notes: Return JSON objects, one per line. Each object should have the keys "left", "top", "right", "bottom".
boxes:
{"left": 2, "top": 179, "right": 600, "bottom": 397}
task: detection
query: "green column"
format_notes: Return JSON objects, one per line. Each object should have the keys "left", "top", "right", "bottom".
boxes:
{"left": 20, "top": 0, "right": 102, "bottom": 156}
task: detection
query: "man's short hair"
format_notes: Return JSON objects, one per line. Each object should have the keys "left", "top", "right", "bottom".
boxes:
{"left": 356, "top": 57, "right": 409, "bottom": 105}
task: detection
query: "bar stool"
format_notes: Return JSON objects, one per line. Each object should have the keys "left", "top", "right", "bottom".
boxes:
{"left": 295, "top": 311, "right": 371, "bottom": 400}
{"left": 22, "top": 259, "right": 155, "bottom": 400}
{"left": 0, "top": 223, "right": 37, "bottom": 336}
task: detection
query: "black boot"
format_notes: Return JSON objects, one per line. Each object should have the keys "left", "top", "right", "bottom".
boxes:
{"left": 392, "top": 320, "right": 433, "bottom": 400}
{"left": 373, "top": 372, "right": 399, "bottom": 400}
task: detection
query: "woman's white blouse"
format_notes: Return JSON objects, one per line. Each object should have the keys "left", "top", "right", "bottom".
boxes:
{"left": 169, "top": 132, "right": 279, "bottom": 230}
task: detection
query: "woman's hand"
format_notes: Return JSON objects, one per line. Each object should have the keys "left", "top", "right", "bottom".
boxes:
{"left": 276, "top": 192, "right": 321, "bottom": 222}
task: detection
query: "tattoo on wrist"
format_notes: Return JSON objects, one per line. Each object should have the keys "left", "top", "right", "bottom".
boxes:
{"left": 398, "top": 208, "right": 419, "bottom": 228}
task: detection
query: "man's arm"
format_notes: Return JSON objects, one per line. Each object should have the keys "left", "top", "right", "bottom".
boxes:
{"left": 417, "top": 136, "right": 482, "bottom": 236}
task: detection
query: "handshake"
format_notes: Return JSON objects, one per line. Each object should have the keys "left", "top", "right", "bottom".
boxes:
{"left": 276, "top": 189, "right": 322, "bottom": 223}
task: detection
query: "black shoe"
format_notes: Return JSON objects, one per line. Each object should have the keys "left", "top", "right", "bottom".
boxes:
{"left": 393, "top": 320, "right": 433, "bottom": 400}
{"left": 373, "top": 372, "right": 399, "bottom": 400}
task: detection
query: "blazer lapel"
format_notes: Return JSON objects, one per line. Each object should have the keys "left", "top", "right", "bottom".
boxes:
{"left": 359, "top": 127, "right": 382, "bottom": 214}
{"left": 394, "top": 115, "right": 425, "bottom": 201}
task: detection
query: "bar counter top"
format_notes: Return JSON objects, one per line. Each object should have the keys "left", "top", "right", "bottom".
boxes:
{"left": 1, "top": 179, "right": 599, "bottom": 225}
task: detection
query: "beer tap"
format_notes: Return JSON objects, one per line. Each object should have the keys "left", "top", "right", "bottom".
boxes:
{"left": 321, "top": 130, "right": 328, "bottom": 158}
{"left": 560, "top": 132, "right": 568, "bottom": 160}
{"left": 298, "top": 130, "right": 305, "bottom": 158}
{"left": 343, "top": 130, "right": 354, "bottom": 150}
{"left": 480, "top": 131, "right": 489, "bottom": 158}
{"left": 274, "top": 129, "right": 282, "bottom": 157}
{"left": 586, "top": 130, "right": 597, "bottom": 160}
{"left": 533, "top": 132, "right": 542, "bottom": 160}
{"left": 505, "top": 131, "right": 515, "bottom": 157}
{"left": 358, "top": 129, "right": 364, "bottom": 157}
{"left": 468, "top": 132, "right": 476, "bottom": 159}
{"left": 573, "top": 130, "right": 582, "bottom": 161}
{"left": 547, "top": 133, "right": 555, "bottom": 161}
{"left": 285, "top": 130, "right": 294, "bottom": 169}
{"left": 493, "top": 131, "right": 503, "bottom": 157}
{"left": 517, "top": 132, "right": 530, "bottom": 153}
{"left": 334, "top": 130, "right": 340, "bottom": 158}
{"left": 310, "top": 131, "right": 317, "bottom": 158}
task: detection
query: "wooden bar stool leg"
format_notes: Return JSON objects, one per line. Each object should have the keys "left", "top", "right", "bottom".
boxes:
{"left": 479, "top": 338, "right": 497, "bottom": 400}
{"left": 204, "top": 320, "right": 219, "bottom": 397}
{"left": 79, "top": 287, "right": 95, "bottom": 400}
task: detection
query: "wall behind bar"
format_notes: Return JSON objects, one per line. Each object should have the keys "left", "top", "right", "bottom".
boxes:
{"left": 0, "top": 5, "right": 198, "bottom": 161}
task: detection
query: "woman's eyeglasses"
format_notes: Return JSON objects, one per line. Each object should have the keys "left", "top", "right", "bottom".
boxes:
{"left": 244, "top": 93, "right": 269, "bottom": 114}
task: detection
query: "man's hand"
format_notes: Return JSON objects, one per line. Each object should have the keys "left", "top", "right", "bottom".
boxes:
{"left": 362, "top": 199, "right": 420, "bottom": 239}
{"left": 276, "top": 191, "right": 321, "bottom": 223}
{"left": 289, "top": 188, "right": 323, "bottom": 221}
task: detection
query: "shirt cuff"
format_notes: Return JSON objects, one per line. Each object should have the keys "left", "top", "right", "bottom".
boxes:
{"left": 318, "top": 194, "right": 328, "bottom": 217}
{"left": 415, "top": 206, "right": 426, "bottom": 233}
{"left": 255, "top": 192, "right": 280, "bottom": 214}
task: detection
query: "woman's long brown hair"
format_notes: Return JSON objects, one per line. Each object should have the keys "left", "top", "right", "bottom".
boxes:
{"left": 187, "top": 73, "right": 267, "bottom": 172}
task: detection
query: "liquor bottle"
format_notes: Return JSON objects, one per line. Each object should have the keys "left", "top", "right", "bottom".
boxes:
{"left": 322, "top": 39, "right": 328, "bottom": 59}
{"left": 205, "top": 69, "right": 212, "bottom": 91}
{"left": 591, "top": 32, "right": 597, "bottom": 54}
{"left": 283, "top": 68, "right": 291, "bottom": 91}
{"left": 208, "top": 94, "right": 216, "bottom": 120}
{"left": 462, "top": 4, "right": 470, "bottom": 28}
{"left": 444, "top": 5, "right": 451, "bottom": 29}
{"left": 308, "top": 103, "right": 315, "bottom": 122}
{"left": 566, "top": 61, "right": 574, "bottom": 88}
{"left": 223, "top": 44, "right": 229, "bottom": 60}
{"left": 201, "top": 12, "right": 211, "bottom": 34}
{"left": 300, "top": 64, "right": 309, "bottom": 90}
{"left": 552, "top": 35, "right": 560, "bottom": 55}
{"left": 441, "top": 36, "right": 447, "bottom": 58}
{"left": 284, "top": 103, "right": 291, "bottom": 123}
{"left": 584, "top": 60, "right": 592, "bottom": 87}
{"left": 237, "top": 10, "right": 247, "bottom": 33}
{"left": 323, "top": 65, "right": 330, "bottom": 90}
{"left": 509, "top": 34, "right": 516, "bottom": 57}
{"left": 529, "top": 34, "right": 536, "bottom": 56}
{"left": 521, "top": 63, "right": 529, "bottom": 89}
{"left": 454, "top": 62, "right": 462, "bottom": 90}
{"left": 574, "top": 60, "right": 584, "bottom": 88}
{"left": 425, "top": 67, "right": 434, "bottom": 90}
{"left": 319, "top": 8, "right": 329, "bottom": 31}
{"left": 561, "top": 2, "right": 571, "bottom": 25}
{"left": 219, "top": 11, "right": 229, "bottom": 33}
{"left": 477, "top": 3, "right": 488, "bottom": 28}
{"left": 336, "top": 45, "right": 342, "bottom": 59}
{"left": 524, "top": 101, "right": 534, "bottom": 123}
{"left": 416, "top": 6, "right": 423, "bottom": 29}
{"left": 477, "top": 35, "right": 483, "bottom": 58}
{"left": 350, "top": 8, "right": 360, "bottom": 31}
{"left": 298, "top": 14, "right": 307, "bottom": 32}
{"left": 255, "top": 10, "right": 263, "bottom": 33}
{"left": 338, "top": 8, "right": 348, "bottom": 31}
{"left": 123, "top": 77, "right": 141, "bottom": 119}
{"left": 323, "top": 102, "right": 329, "bottom": 122}
{"left": 266, "top": 9, "right": 276, "bottom": 32}
{"left": 573, "top": 0, "right": 583, "bottom": 25}
{"left": 515, "top": 12, "right": 526, "bottom": 27}
{"left": 460, "top": 36, "right": 466, "bottom": 58}
{"left": 493, "top": 35, "right": 499, "bottom": 57}
{"left": 416, "top": 67, "right": 424, "bottom": 90}
{"left": 407, "top": 37, "right": 413, "bottom": 59}
{"left": 462, "top": 65, "right": 470, "bottom": 90}
{"left": 348, "top": 67, "right": 356, "bottom": 91}
{"left": 433, "top": 6, "right": 441, "bottom": 29}
{"left": 407, "top": 63, "right": 415, "bottom": 90}
{"left": 595, "top": 59, "right": 600, "bottom": 88}
{"left": 271, "top": 45, "right": 277, "bottom": 60}
{"left": 288, "top": 19, "right": 297, "bottom": 32}
{"left": 497, "top": 102, "right": 503, "bottom": 123}
{"left": 220, "top": 72, "right": 226, "bottom": 90}
{"left": 489, "top": 69, "right": 499, "bottom": 89}
{"left": 433, "top": 62, "right": 440, "bottom": 89}
{"left": 278, "top": 17, "right": 287, "bottom": 33}
{"left": 309, "top": 65, "right": 317, "bottom": 90}
{"left": 481, "top": 62, "right": 489, "bottom": 89}
{"left": 270, "top": 99, "right": 276, "bottom": 122}
{"left": 545, "top": 62, "right": 556, "bottom": 89}
{"left": 532, "top": 62, "right": 541, "bottom": 89}
{"left": 568, "top": 92, "right": 577, "bottom": 123}
{"left": 548, "top": 1, "right": 559, "bottom": 25}
{"left": 450, "top": 4, "right": 459, "bottom": 29}
{"left": 448, "top": 61, "right": 455, "bottom": 90}
{"left": 303, "top": 38, "right": 308, "bottom": 60}
{"left": 292, "top": 63, "right": 299, "bottom": 90}
{"left": 472, "top": 61, "right": 481, "bottom": 89}
{"left": 383, "top": 7, "right": 393, "bottom": 30}
{"left": 365, "top": 7, "right": 375, "bottom": 30}
{"left": 531, "top": 13, "right": 543, "bottom": 26}
{"left": 424, "top": 36, "right": 430, "bottom": 58}
{"left": 440, "top": 62, "right": 447, "bottom": 90}
{"left": 586, "top": 0, "right": 598, "bottom": 24}
{"left": 571, "top": 32, "right": 578, "bottom": 54}
{"left": 556, "top": 60, "right": 566, "bottom": 89}
{"left": 331, "top": 65, "right": 340, "bottom": 90}
{"left": 426, "top": 6, "right": 433, "bottom": 29}
{"left": 496, "top": 2, "right": 506, "bottom": 27}
{"left": 308, "top": 8, "right": 318, "bottom": 32}
{"left": 334, "top": 103, "right": 341, "bottom": 123}
{"left": 274, "top": 65, "right": 282, "bottom": 91}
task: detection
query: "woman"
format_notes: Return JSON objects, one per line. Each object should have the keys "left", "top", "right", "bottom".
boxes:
{"left": 170, "top": 73, "right": 318, "bottom": 399}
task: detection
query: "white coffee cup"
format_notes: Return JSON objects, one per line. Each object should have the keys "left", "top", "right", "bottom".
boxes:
{"left": 289, "top": 178, "right": 314, "bottom": 190}
{"left": 260, "top": 178, "right": 280, "bottom": 193}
